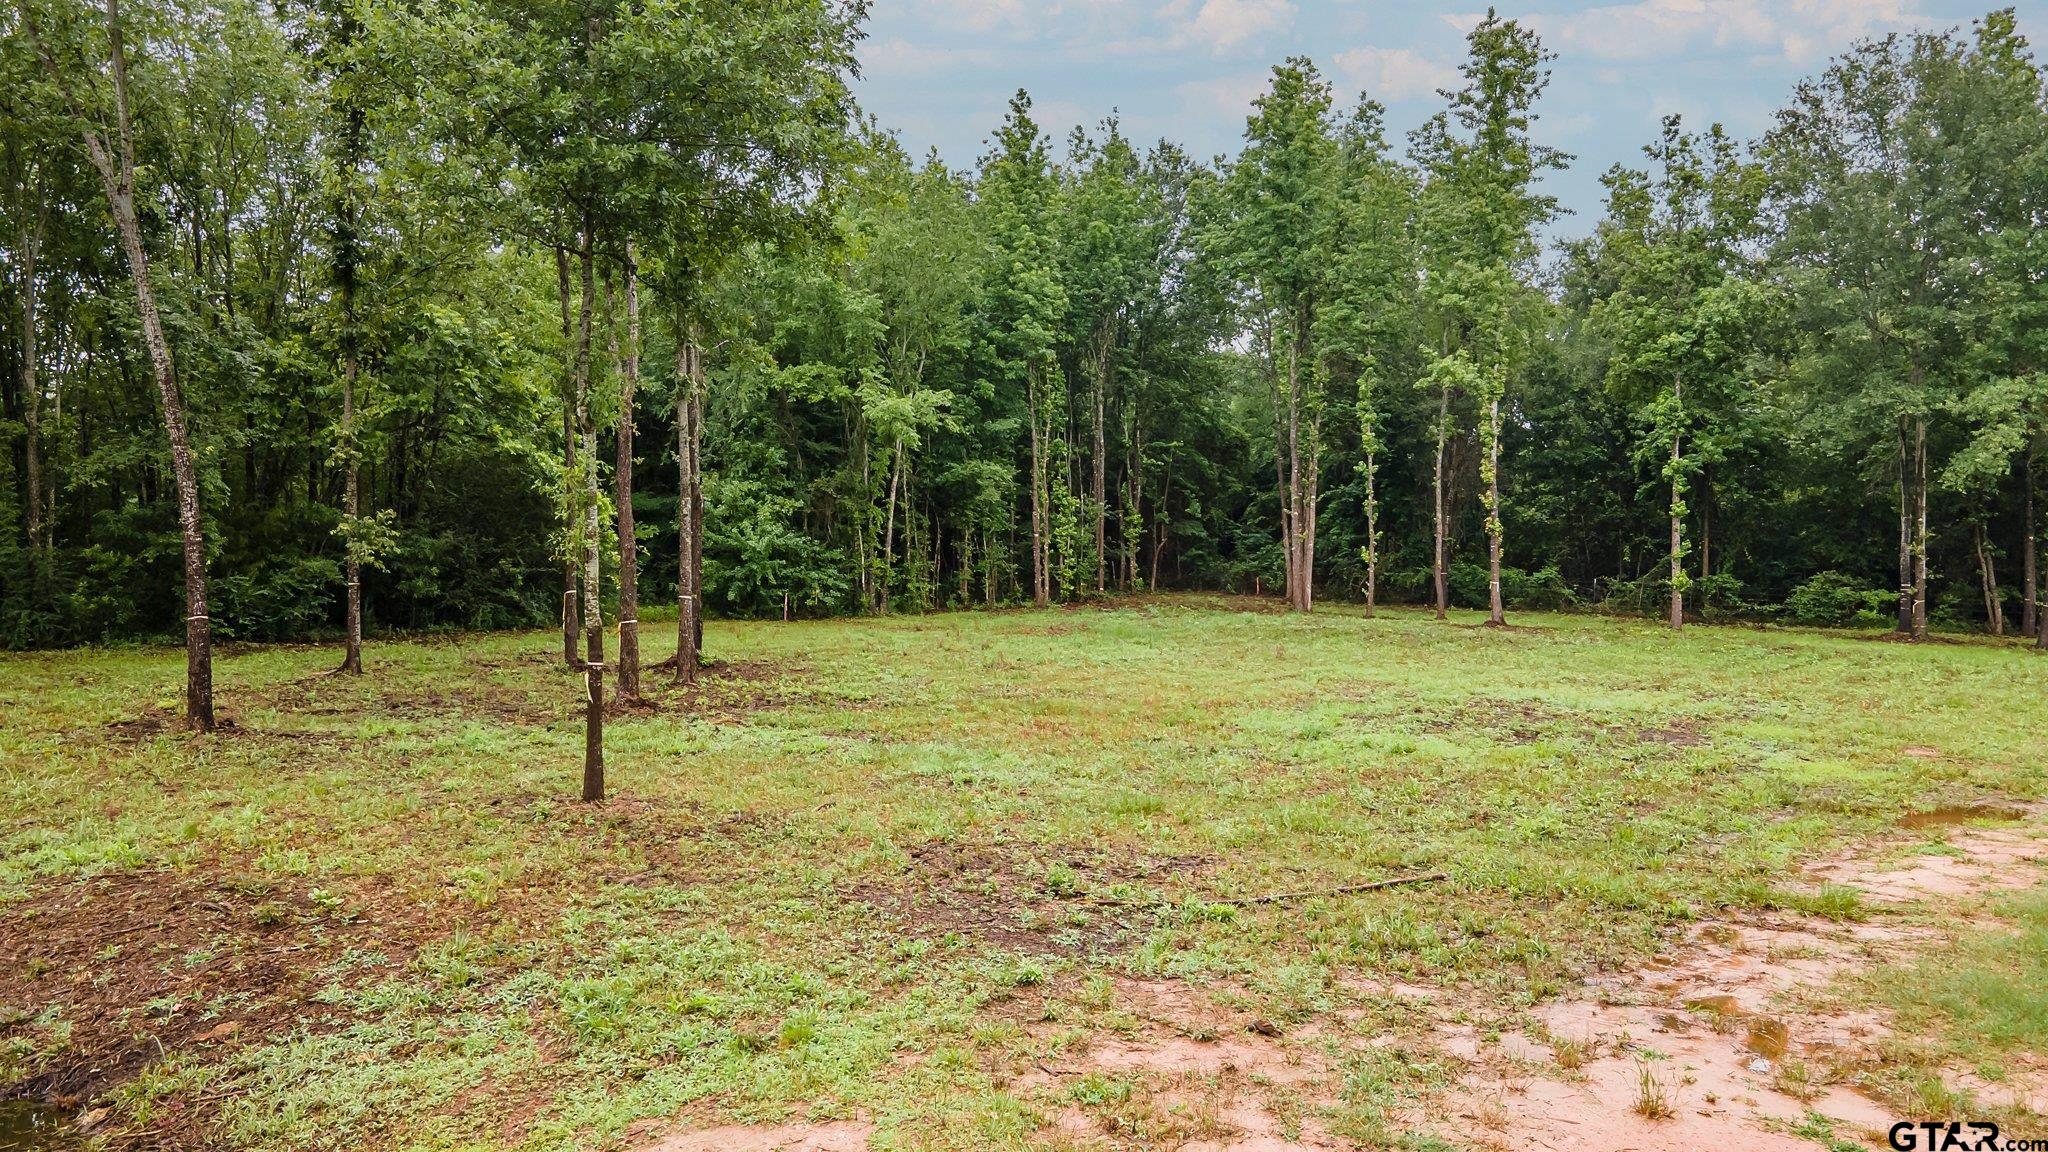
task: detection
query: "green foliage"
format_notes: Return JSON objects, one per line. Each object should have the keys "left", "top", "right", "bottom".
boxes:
{"left": 3, "top": 3, "right": 2047, "bottom": 647}
{"left": 702, "top": 477, "right": 851, "bottom": 617}
{"left": 1780, "top": 571, "right": 1895, "bottom": 628}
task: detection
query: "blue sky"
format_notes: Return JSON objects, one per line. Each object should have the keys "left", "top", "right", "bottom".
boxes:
{"left": 852, "top": 0, "right": 2027, "bottom": 240}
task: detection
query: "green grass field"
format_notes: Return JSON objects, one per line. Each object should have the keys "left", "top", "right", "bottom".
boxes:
{"left": 3, "top": 596, "right": 2045, "bottom": 1150}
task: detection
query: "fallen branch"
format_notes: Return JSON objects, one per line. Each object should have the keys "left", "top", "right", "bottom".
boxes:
{"left": 1087, "top": 871, "right": 1447, "bottom": 909}
{"left": 1219, "top": 871, "right": 1448, "bottom": 905}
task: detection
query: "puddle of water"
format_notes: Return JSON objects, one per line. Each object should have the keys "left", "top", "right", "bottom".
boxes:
{"left": 0, "top": 1102, "right": 75, "bottom": 1152}
{"left": 1743, "top": 1016, "right": 1790, "bottom": 1060}
{"left": 1898, "top": 804, "right": 2028, "bottom": 829}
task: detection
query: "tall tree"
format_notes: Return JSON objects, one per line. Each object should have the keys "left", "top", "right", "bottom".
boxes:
{"left": 1319, "top": 100, "right": 1418, "bottom": 617}
{"left": 1412, "top": 9, "right": 1568, "bottom": 626}
{"left": 978, "top": 91, "right": 1067, "bottom": 608}
{"left": 1592, "top": 117, "right": 1765, "bottom": 630}
{"left": 25, "top": 0, "right": 215, "bottom": 728}
{"left": 1940, "top": 11, "right": 2048, "bottom": 641}
{"left": 613, "top": 247, "right": 642, "bottom": 698}
{"left": 1213, "top": 59, "right": 1340, "bottom": 611}
{"left": 1060, "top": 117, "right": 1153, "bottom": 593}
{"left": 1767, "top": 27, "right": 1982, "bottom": 640}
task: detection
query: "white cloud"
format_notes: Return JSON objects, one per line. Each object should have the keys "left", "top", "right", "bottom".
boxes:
{"left": 908, "top": 0, "right": 1055, "bottom": 37}
{"left": 861, "top": 37, "right": 1000, "bottom": 78}
{"left": 1332, "top": 46, "right": 1460, "bottom": 102}
{"left": 1151, "top": 0, "right": 1298, "bottom": 57}
{"left": 1530, "top": 0, "right": 1929, "bottom": 66}
{"left": 1171, "top": 71, "right": 1272, "bottom": 121}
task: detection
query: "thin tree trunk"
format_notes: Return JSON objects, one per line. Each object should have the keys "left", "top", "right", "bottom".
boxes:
{"left": 1302, "top": 395, "right": 1319, "bottom": 613}
{"left": 958, "top": 525, "right": 972, "bottom": 607}
{"left": 1433, "top": 382, "right": 1451, "bottom": 620}
{"left": 1913, "top": 416, "right": 1929, "bottom": 640}
{"left": 614, "top": 250, "right": 641, "bottom": 700}
{"left": 1976, "top": 523, "right": 2003, "bottom": 636}
{"left": 1363, "top": 444, "right": 1378, "bottom": 617}
{"left": 2025, "top": 446, "right": 2038, "bottom": 640}
{"left": 690, "top": 378, "right": 704, "bottom": 656}
{"left": 1126, "top": 414, "right": 1142, "bottom": 590}
{"left": 1485, "top": 394, "right": 1504, "bottom": 627}
{"left": 1272, "top": 401, "right": 1291, "bottom": 602}
{"left": 333, "top": 94, "right": 365, "bottom": 676}
{"left": 1897, "top": 423, "right": 1913, "bottom": 635}
{"left": 1699, "top": 467, "right": 1712, "bottom": 609}
{"left": 1093, "top": 334, "right": 1109, "bottom": 594}
{"left": 1152, "top": 457, "right": 1171, "bottom": 593}
{"left": 39, "top": 0, "right": 213, "bottom": 729}
{"left": 574, "top": 236, "right": 604, "bottom": 801}
{"left": 880, "top": 437, "right": 904, "bottom": 612}
{"left": 1668, "top": 376, "right": 1684, "bottom": 632}
{"left": 557, "top": 247, "right": 580, "bottom": 665}
{"left": 1028, "top": 365, "right": 1051, "bottom": 608}
{"left": 1285, "top": 339, "right": 1304, "bottom": 612}
{"left": 338, "top": 342, "right": 363, "bottom": 674}
{"left": 674, "top": 314, "right": 703, "bottom": 684}
{"left": 18, "top": 183, "right": 45, "bottom": 556}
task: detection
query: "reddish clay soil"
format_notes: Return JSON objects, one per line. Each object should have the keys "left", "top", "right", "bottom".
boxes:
{"left": 633, "top": 808, "right": 2047, "bottom": 1152}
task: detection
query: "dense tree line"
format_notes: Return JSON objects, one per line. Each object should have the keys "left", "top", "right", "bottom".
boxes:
{"left": 5, "top": 4, "right": 2048, "bottom": 710}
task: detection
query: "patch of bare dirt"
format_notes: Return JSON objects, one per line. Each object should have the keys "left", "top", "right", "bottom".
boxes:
{"left": 1419, "top": 699, "right": 1598, "bottom": 745}
{"left": 1436, "top": 808, "right": 2048, "bottom": 1151}
{"left": 248, "top": 656, "right": 811, "bottom": 730}
{"left": 0, "top": 864, "right": 455, "bottom": 1146}
{"left": 635, "top": 659, "right": 825, "bottom": 719}
{"left": 1636, "top": 721, "right": 1707, "bottom": 748}
{"left": 847, "top": 841, "right": 1214, "bottom": 956}
{"left": 1018, "top": 977, "right": 1344, "bottom": 1151}
{"left": 258, "top": 670, "right": 559, "bottom": 726}
{"left": 638, "top": 1121, "right": 875, "bottom": 1151}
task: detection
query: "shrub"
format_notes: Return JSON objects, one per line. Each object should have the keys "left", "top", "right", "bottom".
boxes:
{"left": 1781, "top": 571, "right": 1893, "bottom": 628}
{"left": 1505, "top": 565, "right": 1577, "bottom": 611}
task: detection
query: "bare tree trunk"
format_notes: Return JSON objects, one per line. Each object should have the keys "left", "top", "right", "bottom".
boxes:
{"left": 1699, "top": 467, "right": 1711, "bottom": 609}
{"left": 1363, "top": 443, "right": 1378, "bottom": 617}
{"left": 1126, "top": 414, "right": 1142, "bottom": 590}
{"left": 557, "top": 247, "right": 580, "bottom": 666}
{"left": 1284, "top": 340, "right": 1305, "bottom": 612}
{"left": 38, "top": 0, "right": 213, "bottom": 729}
{"left": 1027, "top": 365, "right": 1051, "bottom": 608}
{"left": 1975, "top": 523, "right": 2003, "bottom": 636}
{"left": 613, "top": 249, "right": 641, "bottom": 700}
{"left": 333, "top": 137, "right": 365, "bottom": 674}
{"left": 1092, "top": 335, "right": 1109, "bottom": 594}
{"left": 1272, "top": 404, "right": 1291, "bottom": 603}
{"left": 18, "top": 264, "right": 43, "bottom": 552}
{"left": 1913, "top": 416, "right": 1929, "bottom": 640}
{"left": 880, "top": 437, "right": 904, "bottom": 612}
{"left": 674, "top": 313, "right": 702, "bottom": 684}
{"left": 1152, "top": 457, "right": 1171, "bottom": 593}
{"left": 574, "top": 236, "right": 604, "bottom": 801}
{"left": 1302, "top": 399, "right": 1319, "bottom": 613}
{"left": 338, "top": 344, "right": 364, "bottom": 674}
{"left": 18, "top": 178, "right": 45, "bottom": 556}
{"left": 1484, "top": 395, "right": 1504, "bottom": 627}
{"left": 1433, "top": 382, "right": 1451, "bottom": 620}
{"left": 1668, "top": 376, "right": 1684, "bottom": 632}
{"left": 1897, "top": 423, "right": 1913, "bottom": 635}
{"left": 2025, "top": 447, "right": 2038, "bottom": 640}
